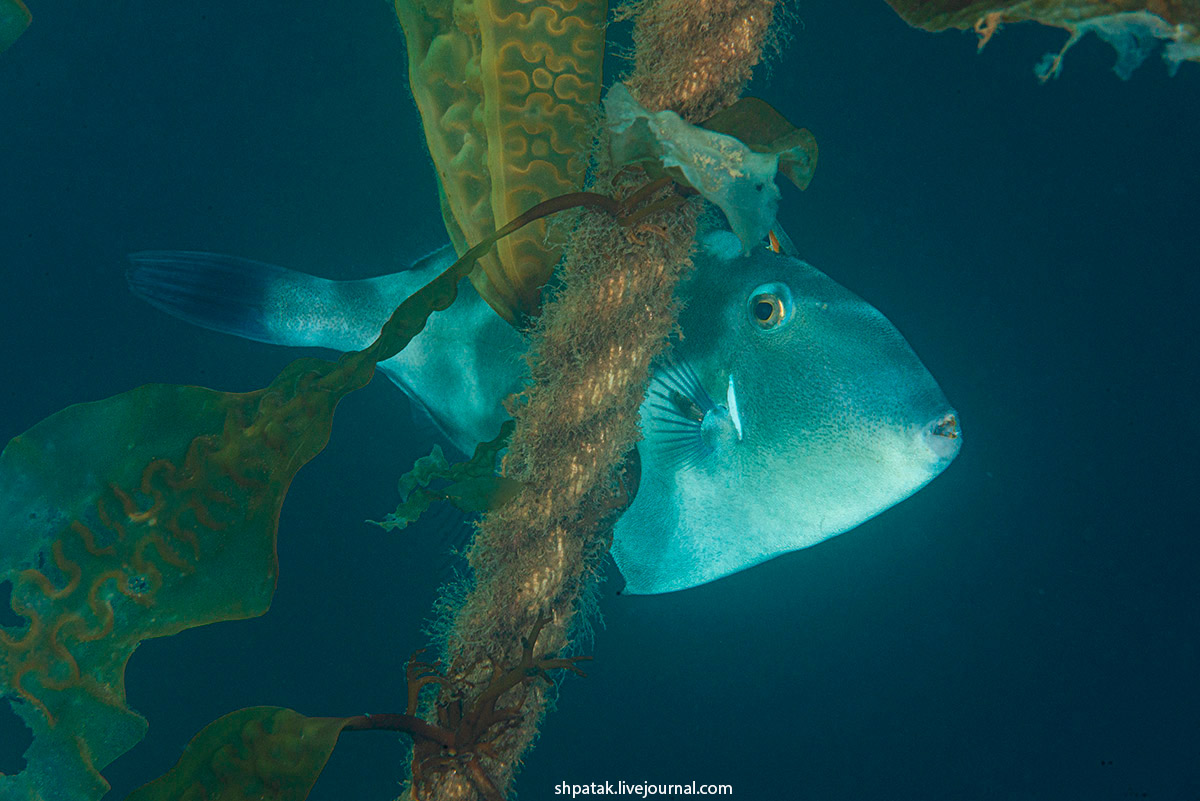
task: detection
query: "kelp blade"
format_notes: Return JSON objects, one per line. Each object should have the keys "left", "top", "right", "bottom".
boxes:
{"left": 0, "top": 355, "right": 373, "bottom": 800}
{"left": 0, "top": 208, "right": 492, "bottom": 800}
{"left": 700, "top": 96, "right": 818, "bottom": 190}
{"left": 0, "top": 0, "right": 30, "bottom": 53}
{"left": 125, "top": 707, "right": 353, "bottom": 801}
{"left": 394, "top": 0, "right": 607, "bottom": 324}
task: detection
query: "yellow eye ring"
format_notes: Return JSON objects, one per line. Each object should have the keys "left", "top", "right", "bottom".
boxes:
{"left": 750, "top": 292, "right": 785, "bottom": 328}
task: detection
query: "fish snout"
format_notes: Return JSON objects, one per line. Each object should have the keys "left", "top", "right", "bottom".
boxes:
{"left": 922, "top": 411, "right": 961, "bottom": 463}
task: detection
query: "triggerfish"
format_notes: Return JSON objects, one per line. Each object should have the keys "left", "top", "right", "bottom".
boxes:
{"left": 127, "top": 229, "right": 960, "bottom": 594}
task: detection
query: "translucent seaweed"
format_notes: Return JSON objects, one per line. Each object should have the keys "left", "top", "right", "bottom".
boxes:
{"left": 371, "top": 420, "right": 521, "bottom": 531}
{"left": 885, "top": 1, "right": 1200, "bottom": 78}
{"left": 1036, "top": 12, "right": 1177, "bottom": 80}
{"left": 605, "top": 83, "right": 816, "bottom": 252}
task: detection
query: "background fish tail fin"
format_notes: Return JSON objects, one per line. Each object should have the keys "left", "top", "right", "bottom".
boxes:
{"left": 126, "top": 251, "right": 409, "bottom": 351}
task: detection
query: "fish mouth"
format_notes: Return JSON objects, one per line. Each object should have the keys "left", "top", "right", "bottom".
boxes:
{"left": 922, "top": 411, "right": 961, "bottom": 462}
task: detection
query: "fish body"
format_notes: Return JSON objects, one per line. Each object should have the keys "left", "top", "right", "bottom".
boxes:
{"left": 127, "top": 230, "right": 959, "bottom": 594}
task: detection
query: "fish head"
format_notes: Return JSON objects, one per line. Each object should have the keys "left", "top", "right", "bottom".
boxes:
{"left": 611, "top": 230, "right": 961, "bottom": 594}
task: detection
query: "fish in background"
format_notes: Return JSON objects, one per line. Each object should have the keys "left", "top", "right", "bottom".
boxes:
{"left": 127, "top": 229, "right": 960, "bottom": 594}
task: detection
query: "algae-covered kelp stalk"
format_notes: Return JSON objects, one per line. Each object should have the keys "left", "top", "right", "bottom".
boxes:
{"left": 409, "top": 1, "right": 782, "bottom": 798}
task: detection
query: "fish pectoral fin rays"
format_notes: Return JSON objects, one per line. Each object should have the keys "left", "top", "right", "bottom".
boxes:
{"left": 646, "top": 360, "right": 713, "bottom": 470}
{"left": 646, "top": 358, "right": 744, "bottom": 469}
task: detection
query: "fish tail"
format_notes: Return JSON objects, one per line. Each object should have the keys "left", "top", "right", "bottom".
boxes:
{"left": 126, "top": 251, "right": 397, "bottom": 351}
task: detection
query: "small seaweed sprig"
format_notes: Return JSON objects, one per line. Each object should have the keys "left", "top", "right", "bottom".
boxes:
{"left": 120, "top": 619, "right": 588, "bottom": 801}
{"left": 401, "top": 616, "right": 590, "bottom": 801}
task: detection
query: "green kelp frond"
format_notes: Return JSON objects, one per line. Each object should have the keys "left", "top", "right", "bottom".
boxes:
{"left": 0, "top": 192, "right": 530, "bottom": 800}
{"left": 394, "top": 0, "right": 608, "bottom": 325}
{"left": 0, "top": 357, "right": 373, "bottom": 801}
{"left": 0, "top": 0, "right": 30, "bottom": 54}
{"left": 371, "top": 420, "right": 521, "bottom": 532}
{"left": 125, "top": 707, "right": 358, "bottom": 801}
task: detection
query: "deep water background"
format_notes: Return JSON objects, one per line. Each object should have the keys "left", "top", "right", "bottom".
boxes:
{"left": 1, "top": 2, "right": 1198, "bottom": 799}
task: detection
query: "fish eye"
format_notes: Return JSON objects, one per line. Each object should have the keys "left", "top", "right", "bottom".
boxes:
{"left": 752, "top": 296, "right": 782, "bottom": 325}
{"left": 748, "top": 282, "right": 793, "bottom": 330}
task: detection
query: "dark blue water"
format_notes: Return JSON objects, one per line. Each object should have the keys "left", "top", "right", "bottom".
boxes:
{"left": 1, "top": 2, "right": 1197, "bottom": 800}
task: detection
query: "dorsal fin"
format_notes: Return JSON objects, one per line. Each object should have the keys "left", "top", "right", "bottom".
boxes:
{"left": 405, "top": 244, "right": 457, "bottom": 276}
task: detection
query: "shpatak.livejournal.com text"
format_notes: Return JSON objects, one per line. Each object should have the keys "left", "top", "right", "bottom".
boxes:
{"left": 554, "top": 781, "right": 734, "bottom": 797}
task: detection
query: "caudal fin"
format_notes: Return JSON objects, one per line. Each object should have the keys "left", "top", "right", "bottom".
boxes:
{"left": 126, "top": 251, "right": 390, "bottom": 351}
{"left": 127, "top": 252, "right": 291, "bottom": 344}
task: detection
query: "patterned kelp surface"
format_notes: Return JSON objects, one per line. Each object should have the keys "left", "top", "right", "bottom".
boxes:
{"left": 885, "top": 1, "right": 1200, "bottom": 77}
{"left": 0, "top": 241, "right": 476, "bottom": 800}
{"left": 394, "top": 0, "right": 607, "bottom": 325}
{"left": 0, "top": 0, "right": 30, "bottom": 53}
{"left": 0, "top": 359, "right": 372, "bottom": 801}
